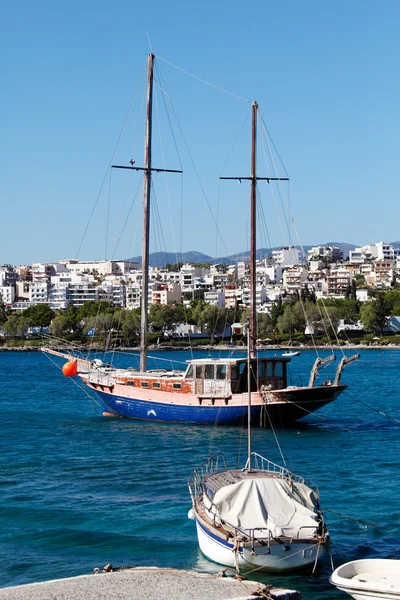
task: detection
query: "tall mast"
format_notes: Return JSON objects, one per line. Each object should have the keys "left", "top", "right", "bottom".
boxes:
{"left": 112, "top": 53, "right": 181, "bottom": 373}
{"left": 140, "top": 52, "right": 154, "bottom": 372}
{"left": 249, "top": 101, "right": 258, "bottom": 359}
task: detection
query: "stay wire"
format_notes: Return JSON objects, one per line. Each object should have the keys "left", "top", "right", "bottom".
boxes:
{"left": 154, "top": 54, "right": 251, "bottom": 103}
{"left": 110, "top": 175, "right": 144, "bottom": 260}
{"left": 343, "top": 390, "right": 400, "bottom": 424}
{"left": 75, "top": 67, "right": 146, "bottom": 259}
{"left": 165, "top": 101, "right": 231, "bottom": 259}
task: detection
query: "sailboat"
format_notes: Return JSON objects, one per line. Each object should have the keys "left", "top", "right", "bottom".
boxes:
{"left": 42, "top": 54, "right": 358, "bottom": 427}
{"left": 188, "top": 448, "right": 328, "bottom": 573}
{"left": 187, "top": 102, "right": 329, "bottom": 573}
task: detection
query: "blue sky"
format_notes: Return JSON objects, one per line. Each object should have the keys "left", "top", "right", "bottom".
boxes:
{"left": 2, "top": 0, "right": 399, "bottom": 266}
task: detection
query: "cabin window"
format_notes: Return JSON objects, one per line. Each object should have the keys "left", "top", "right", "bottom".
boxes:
{"left": 173, "top": 383, "right": 182, "bottom": 390}
{"left": 216, "top": 364, "right": 227, "bottom": 380}
{"left": 204, "top": 365, "right": 214, "bottom": 379}
{"left": 152, "top": 382, "right": 161, "bottom": 389}
{"left": 195, "top": 365, "right": 203, "bottom": 379}
{"left": 267, "top": 362, "right": 274, "bottom": 377}
{"left": 274, "top": 362, "right": 283, "bottom": 377}
{"left": 185, "top": 364, "right": 194, "bottom": 379}
{"left": 127, "top": 381, "right": 134, "bottom": 386}
{"left": 141, "top": 382, "right": 149, "bottom": 388}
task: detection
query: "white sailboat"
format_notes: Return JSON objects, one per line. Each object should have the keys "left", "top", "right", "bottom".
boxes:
{"left": 188, "top": 450, "right": 328, "bottom": 573}
{"left": 188, "top": 101, "right": 329, "bottom": 573}
{"left": 330, "top": 559, "right": 400, "bottom": 599}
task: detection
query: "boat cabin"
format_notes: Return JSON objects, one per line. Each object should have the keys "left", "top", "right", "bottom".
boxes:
{"left": 185, "top": 357, "right": 290, "bottom": 397}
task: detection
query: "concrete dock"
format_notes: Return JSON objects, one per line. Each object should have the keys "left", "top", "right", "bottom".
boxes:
{"left": 0, "top": 567, "right": 302, "bottom": 600}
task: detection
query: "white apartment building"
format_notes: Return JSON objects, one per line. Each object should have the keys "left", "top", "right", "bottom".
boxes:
{"left": 327, "top": 267, "right": 352, "bottom": 297}
{"left": 152, "top": 282, "right": 181, "bottom": 305}
{"left": 180, "top": 264, "right": 205, "bottom": 294}
{"left": 263, "top": 265, "right": 283, "bottom": 284}
{"left": 374, "top": 259, "right": 394, "bottom": 289}
{"left": 349, "top": 242, "right": 399, "bottom": 265}
{"left": 376, "top": 242, "right": 396, "bottom": 260}
{"left": 272, "top": 246, "right": 300, "bottom": 267}
{"left": 223, "top": 285, "right": 238, "bottom": 309}
{"left": 307, "top": 245, "right": 342, "bottom": 262}
{"left": 29, "top": 281, "right": 49, "bottom": 303}
{"left": 204, "top": 289, "right": 225, "bottom": 307}
{"left": 126, "top": 284, "right": 141, "bottom": 310}
{"left": 0, "top": 286, "right": 15, "bottom": 305}
{"left": 282, "top": 267, "right": 308, "bottom": 293}
{"left": 241, "top": 285, "right": 267, "bottom": 310}
{"left": 58, "top": 259, "right": 139, "bottom": 277}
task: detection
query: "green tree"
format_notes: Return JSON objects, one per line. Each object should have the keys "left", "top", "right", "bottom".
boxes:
{"left": 277, "top": 304, "right": 302, "bottom": 342}
{"left": 3, "top": 314, "right": 31, "bottom": 338}
{"left": 23, "top": 304, "right": 54, "bottom": 329}
{"left": 257, "top": 313, "right": 272, "bottom": 339}
{"left": 360, "top": 301, "right": 377, "bottom": 332}
{"left": 374, "top": 294, "right": 389, "bottom": 334}
{"left": 121, "top": 309, "right": 141, "bottom": 344}
{"left": 76, "top": 300, "right": 113, "bottom": 320}
{"left": 384, "top": 290, "right": 400, "bottom": 316}
{"left": 351, "top": 279, "right": 357, "bottom": 300}
{"left": 149, "top": 304, "right": 174, "bottom": 332}
{"left": 270, "top": 297, "right": 284, "bottom": 329}
{"left": 320, "top": 306, "right": 340, "bottom": 335}
{"left": 197, "top": 305, "right": 227, "bottom": 336}
{"left": 341, "top": 298, "right": 360, "bottom": 323}
{"left": 50, "top": 314, "right": 72, "bottom": 337}
{"left": 354, "top": 273, "right": 366, "bottom": 288}
{"left": 164, "top": 262, "right": 183, "bottom": 272}
{"left": 360, "top": 296, "right": 388, "bottom": 334}
{"left": 0, "top": 296, "right": 10, "bottom": 324}
{"left": 84, "top": 313, "right": 118, "bottom": 336}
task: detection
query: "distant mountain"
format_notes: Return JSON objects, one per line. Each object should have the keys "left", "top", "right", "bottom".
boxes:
{"left": 128, "top": 251, "right": 214, "bottom": 267}
{"left": 128, "top": 242, "right": 358, "bottom": 268}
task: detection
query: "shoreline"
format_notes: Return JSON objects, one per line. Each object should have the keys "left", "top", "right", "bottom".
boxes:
{"left": 1, "top": 343, "right": 400, "bottom": 352}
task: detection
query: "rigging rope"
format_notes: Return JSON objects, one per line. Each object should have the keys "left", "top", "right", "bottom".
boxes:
{"left": 154, "top": 54, "right": 251, "bottom": 104}
{"left": 75, "top": 66, "right": 146, "bottom": 259}
{"left": 343, "top": 390, "right": 400, "bottom": 424}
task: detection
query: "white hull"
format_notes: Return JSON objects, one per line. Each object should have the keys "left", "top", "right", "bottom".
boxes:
{"left": 330, "top": 559, "right": 400, "bottom": 600}
{"left": 195, "top": 518, "right": 324, "bottom": 573}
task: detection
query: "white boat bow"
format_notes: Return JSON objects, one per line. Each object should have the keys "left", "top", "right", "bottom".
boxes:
{"left": 330, "top": 559, "right": 400, "bottom": 600}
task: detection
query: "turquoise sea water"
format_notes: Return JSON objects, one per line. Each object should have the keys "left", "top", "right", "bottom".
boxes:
{"left": 0, "top": 349, "right": 399, "bottom": 598}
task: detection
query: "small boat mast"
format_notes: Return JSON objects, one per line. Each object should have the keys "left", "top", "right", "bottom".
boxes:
{"left": 221, "top": 101, "right": 288, "bottom": 470}
{"left": 221, "top": 102, "right": 288, "bottom": 359}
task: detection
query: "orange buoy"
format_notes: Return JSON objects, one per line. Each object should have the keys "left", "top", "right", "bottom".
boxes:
{"left": 62, "top": 360, "right": 78, "bottom": 377}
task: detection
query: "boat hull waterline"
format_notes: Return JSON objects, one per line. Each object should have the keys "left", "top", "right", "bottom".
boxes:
{"left": 89, "top": 383, "right": 346, "bottom": 425}
{"left": 195, "top": 514, "right": 325, "bottom": 572}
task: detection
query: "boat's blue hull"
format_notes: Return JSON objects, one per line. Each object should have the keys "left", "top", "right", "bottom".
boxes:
{"left": 92, "top": 385, "right": 344, "bottom": 426}
{"left": 94, "top": 389, "right": 261, "bottom": 425}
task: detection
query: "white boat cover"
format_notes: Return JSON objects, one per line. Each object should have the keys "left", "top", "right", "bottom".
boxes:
{"left": 212, "top": 476, "right": 318, "bottom": 538}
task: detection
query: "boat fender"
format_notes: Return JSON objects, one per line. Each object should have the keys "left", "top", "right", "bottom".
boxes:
{"left": 188, "top": 508, "right": 195, "bottom": 520}
{"left": 62, "top": 360, "right": 78, "bottom": 377}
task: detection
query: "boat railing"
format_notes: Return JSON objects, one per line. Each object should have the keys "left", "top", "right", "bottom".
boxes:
{"left": 296, "top": 524, "right": 321, "bottom": 539}
{"left": 226, "top": 523, "right": 321, "bottom": 550}
{"left": 188, "top": 452, "right": 227, "bottom": 502}
{"left": 244, "top": 452, "right": 304, "bottom": 483}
